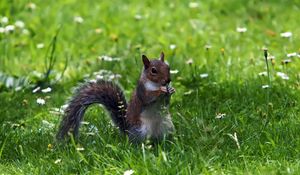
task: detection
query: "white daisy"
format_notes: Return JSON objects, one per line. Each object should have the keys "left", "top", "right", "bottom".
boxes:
{"left": 236, "top": 27, "right": 247, "bottom": 33}
{"left": 124, "top": 170, "right": 134, "bottom": 175}
{"left": 258, "top": 72, "right": 267, "bottom": 76}
{"left": 74, "top": 16, "right": 84, "bottom": 24}
{"left": 0, "top": 27, "right": 5, "bottom": 33}
{"left": 280, "top": 32, "right": 292, "bottom": 38}
{"left": 36, "top": 43, "right": 44, "bottom": 49}
{"left": 15, "top": 20, "right": 25, "bottom": 28}
{"left": 287, "top": 52, "right": 297, "bottom": 58}
{"left": 189, "top": 2, "right": 199, "bottom": 8}
{"left": 262, "top": 85, "right": 270, "bottom": 89}
{"left": 41, "top": 87, "right": 52, "bottom": 93}
{"left": 37, "top": 98, "right": 46, "bottom": 105}
{"left": 1, "top": 17, "right": 8, "bottom": 24}
{"left": 5, "top": 25, "right": 15, "bottom": 33}
{"left": 169, "top": 44, "right": 176, "bottom": 50}
{"left": 200, "top": 73, "right": 208, "bottom": 78}
{"left": 276, "top": 72, "right": 289, "bottom": 80}
{"left": 170, "top": 69, "right": 179, "bottom": 74}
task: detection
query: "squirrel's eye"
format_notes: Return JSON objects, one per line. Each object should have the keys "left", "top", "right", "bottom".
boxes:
{"left": 151, "top": 67, "right": 158, "bottom": 74}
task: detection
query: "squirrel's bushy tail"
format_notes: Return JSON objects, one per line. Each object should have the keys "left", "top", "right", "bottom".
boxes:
{"left": 57, "top": 80, "right": 128, "bottom": 139}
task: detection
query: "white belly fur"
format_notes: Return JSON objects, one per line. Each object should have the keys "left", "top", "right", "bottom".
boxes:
{"left": 139, "top": 101, "right": 174, "bottom": 139}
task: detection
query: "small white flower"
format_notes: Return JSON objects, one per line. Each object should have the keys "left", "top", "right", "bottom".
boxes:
{"left": 268, "top": 55, "right": 275, "bottom": 60}
{"left": 186, "top": 58, "right": 193, "bottom": 65}
{"left": 236, "top": 27, "right": 247, "bottom": 33}
{"left": 189, "top": 2, "right": 199, "bottom": 8}
{"left": 36, "top": 43, "right": 45, "bottom": 49}
{"left": 15, "top": 86, "right": 22, "bottom": 91}
{"left": 54, "top": 159, "right": 62, "bottom": 164}
{"left": 262, "top": 85, "right": 270, "bottom": 89}
{"left": 37, "top": 98, "right": 46, "bottom": 105}
{"left": 99, "top": 55, "right": 120, "bottom": 62}
{"left": 283, "top": 59, "right": 292, "bottom": 64}
{"left": 280, "top": 32, "right": 292, "bottom": 38}
{"left": 22, "top": 29, "right": 30, "bottom": 35}
{"left": 15, "top": 20, "right": 25, "bottom": 28}
{"left": 200, "top": 73, "right": 208, "bottom": 78}
{"left": 1, "top": 17, "right": 8, "bottom": 24}
{"left": 170, "top": 69, "right": 179, "bottom": 74}
{"left": 0, "top": 27, "right": 5, "bottom": 33}
{"left": 258, "top": 72, "right": 267, "bottom": 76}
{"left": 27, "top": 2, "right": 36, "bottom": 10}
{"left": 32, "top": 86, "right": 41, "bottom": 93}
{"left": 169, "top": 44, "right": 176, "bottom": 50}
{"left": 41, "top": 87, "right": 52, "bottom": 93}
{"left": 276, "top": 72, "right": 289, "bottom": 80}
{"left": 5, "top": 25, "right": 15, "bottom": 33}
{"left": 76, "top": 147, "right": 85, "bottom": 151}
{"left": 287, "top": 52, "right": 297, "bottom": 58}
{"left": 42, "top": 120, "right": 55, "bottom": 128}
{"left": 205, "top": 44, "right": 212, "bottom": 50}
{"left": 74, "top": 16, "right": 84, "bottom": 24}
{"left": 216, "top": 113, "right": 226, "bottom": 119}
{"left": 124, "top": 170, "right": 134, "bottom": 175}
{"left": 134, "top": 14, "right": 142, "bottom": 20}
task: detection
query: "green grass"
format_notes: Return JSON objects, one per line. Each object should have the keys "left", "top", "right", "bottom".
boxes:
{"left": 1, "top": 0, "right": 300, "bottom": 174}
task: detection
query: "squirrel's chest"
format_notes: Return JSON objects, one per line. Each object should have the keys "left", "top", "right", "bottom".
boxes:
{"left": 139, "top": 102, "right": 174, "bottom": 139}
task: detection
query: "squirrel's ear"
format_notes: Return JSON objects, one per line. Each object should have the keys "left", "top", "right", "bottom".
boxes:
{"left": 142, "top": 55, "right": 150, "bottom": 69}
{"left": 160, "top": 52, "right": 165, "bottom": 62}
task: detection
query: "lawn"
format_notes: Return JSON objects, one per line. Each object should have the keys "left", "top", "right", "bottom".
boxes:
{"left": 1, "top": 0, "right": 300, "bottom": 174}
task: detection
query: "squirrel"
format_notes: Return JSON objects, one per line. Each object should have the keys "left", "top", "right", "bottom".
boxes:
{"left": 57, "top": 52, "right": 175, "bottom": 143}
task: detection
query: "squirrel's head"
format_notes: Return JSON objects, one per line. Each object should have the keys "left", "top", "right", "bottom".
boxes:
{"left": 142, "top": 52, "right": 171, "bottom": 86}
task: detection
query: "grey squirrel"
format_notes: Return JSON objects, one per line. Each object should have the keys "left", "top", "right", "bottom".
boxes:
{"left": 57, "top": 52, "right": 175, "bottom": 142}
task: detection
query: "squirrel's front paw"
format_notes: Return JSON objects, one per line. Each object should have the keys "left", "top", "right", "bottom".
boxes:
{"left": 167, "top": 86, "right": 175, "bottom": 94}
{"left": 160, "top": 86, "right": 175, "bottom": 95}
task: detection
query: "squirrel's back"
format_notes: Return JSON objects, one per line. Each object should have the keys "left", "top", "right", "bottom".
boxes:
{"left": 57, "top": 80, "right": 128, "bottom": 139}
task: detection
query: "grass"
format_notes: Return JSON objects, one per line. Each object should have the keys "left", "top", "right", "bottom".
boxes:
{"left": 1, "top": 0, "right": 300, "bottom": 174}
